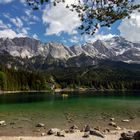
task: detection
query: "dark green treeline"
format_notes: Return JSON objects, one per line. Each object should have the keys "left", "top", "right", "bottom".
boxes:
{"left": 0, "top": 65, "right": 140, "bottom": 91}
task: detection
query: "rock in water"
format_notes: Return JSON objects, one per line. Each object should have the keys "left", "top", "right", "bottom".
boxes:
{"left": 0, "top": 121, "right": 6, "bottom": 126}
{"left": 122, "top": 119, "right": 130, "bottom": 122}
{"left": 108, "top": 122, "right": 117, "bottom": 127}
{"left": 47, "top": 128, "right": 61, "bottom": 135}
{"left": 36, "top": 123, "right": 45, "bottom": 127}
{"left": 110, "top": 118, "right": 115, "bottom": 121}
{"left": 90, "top": 129, "right": 105, "bottom": 138}
{"left": 134, "top": 131, "right": 140, "bottom": 140}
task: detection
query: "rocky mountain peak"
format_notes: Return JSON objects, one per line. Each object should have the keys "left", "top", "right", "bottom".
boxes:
{"left": 0, "top": 36, "right": 139, "bottom": 67}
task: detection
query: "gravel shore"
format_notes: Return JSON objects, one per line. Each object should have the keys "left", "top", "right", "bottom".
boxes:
{"left": 0, "top": 130, "right": 138, "bottom": 140}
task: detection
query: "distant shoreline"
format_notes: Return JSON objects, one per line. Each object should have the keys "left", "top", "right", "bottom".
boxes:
{"left": 0, "top": 88, "right": 140, "bottom": 94}
{"left": 0, "top": 90, "right": 52, "bottom": 94}
{"left": 0, "top": 89, "right": 126, "bottom": 94}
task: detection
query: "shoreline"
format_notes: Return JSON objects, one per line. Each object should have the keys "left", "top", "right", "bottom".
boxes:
{"left": 0, "top": 129, "right": 138, "bottom": 140}
{"left": 0, "top": 89, "right": 140, "bottom": 94}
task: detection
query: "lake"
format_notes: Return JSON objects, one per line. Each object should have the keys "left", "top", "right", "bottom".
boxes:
{"left": 0, "top": 91, "right": 140, "bottom": 136}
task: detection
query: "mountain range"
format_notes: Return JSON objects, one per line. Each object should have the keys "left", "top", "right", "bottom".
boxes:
{"left": 0, "top": 36, "right": 140, "bottom": 70}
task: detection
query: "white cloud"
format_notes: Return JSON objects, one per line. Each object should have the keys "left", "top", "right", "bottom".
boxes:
{"left": 83, "top": 33, "right": 116, "bottom": 43}
{"left": 0, "top": 20, "right": 8, "bottom": 29}
{"left": 32, "top": 15, "right": 39, "bottom": 21}
{"left": 69, "top": 36, "right": 79, "bottom": 43}
{"left": 32, "top": 34, "right": 39, "bottom": 40}
{"left": 25, "top": 9, "right": 32, "bottom": 16}
{"left": 0, "top": 0, "right": 13, "bottom": 4}
{"left": 21, "top": 16, "right": 29, "bottom": 22}
{"left": 19, "top": 0, "right": 27, "bottom": 6}
{"left": 0, "top": 19, "right": 28, "bottom": 39}
{"left": 133, "top": 0, "right": 140, "bottom": 4}
{"left": 42, "top": 1, "right": 81, "bottom": 35}
{"left": 21, "top": 28, "right": 28, "bottom": 35}
{"left": 3, "top": 14, "right": 29, "bottom": 36}
{"left": 4, "top": 14, "right": 24, "bottom": 28}
{"left": 68, "top": 33, "right": 116, "bottom": 44}
{"left": 118, "top": 11, "right": 140, "bottom": 42}
{"left": 20, "top": 0, "right": 25, "bottom": 3}
{"left": 24, "top": 9, "right": 39, "bottom": 23}
{"left": 10, "top": 17, "right": 23, "bottom": 28}
{"left": 0, "top": 29, "right": 26, "bottom": 38}
{"left": 3, "top": 12, "right": 11, "bottom": 19}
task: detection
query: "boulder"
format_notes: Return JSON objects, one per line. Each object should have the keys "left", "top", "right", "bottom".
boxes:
{"left": 94, "top": 126, "right": 100, "bottom": 131}
{"left": 122, "top": 119, "right": 130, "bottom": 122}
{"left": 41, "top": 133, "right": 46, "bottom": 136}
{"left": 120, "top": 131, "right": 134, "bottom": 140}
{"left": 103, "top": 128, "right": 110, "bottom": 133}
{"left": 47, "top": 128, "right": 61, "bottom": 135}
{"left": 69, "top": 125, "right": 79, "bottom": 133}
{"left": 109, "top": 122, "right": 117, "bottom": 127}
{"left": 90, "top": 129, "right": 105, "bottom": 138}
{"left": 83, "top": 125, "right": 91, "bottom": 132}
{"left": 36, "top": 123, "right": 45, "bottom": 127}
{"left": 64, "top": 129, "right": 69, "bottom": 133}
{"left": 134, "top": 131, "right": 140, "bottom": 140}
{"left": 115, "top": 126, "right": 121, "bottom": 130}
{"left": 110, "top": 118, "right": 115, "bottom": 121}
{"left": 57, "top": 131, "right": 65, "bottom": 137}
{"left": 70, "top": 125, "right": 78, "bottom": 130}
{"left": 0, "top": 120, "right": 6, "bottom": 126}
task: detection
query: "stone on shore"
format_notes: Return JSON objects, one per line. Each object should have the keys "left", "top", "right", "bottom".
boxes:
{"left": 103, "top": 128, "right": 110, "bottom": 133}
{"left": 0, "top": 120, "right": 6, "bottom": 126}
{"left": 83, "top": 125, "right": 91, "bottom": 132}
{"left": 109, "top": 122, "right": 117, "bottom": 127}
{"left": 110, "top": 118, "right": 115, "bottom": 121}
{"left": 94, "top": 126, "right": 100, "bottom": 131}
{"left": 47, "top": 128, "right": 61, "bottom": 135}
{"left": 41, "top": 133, "right": 46, "bottom": 136}
{"left": 69, "top": 125, "right": 79, "bottom": 133}
{"left": 90, "top": 129, "right": 105, "bottom": 138}
{"left": 134, "top": 131, "right": 140, "bottom": 140}
{"left": 122, "top": 119, "right": 130, "bottom": 122}
{"left": 57, "top": 130, "right": 65, "bottom": 137}
{"left": 36, "top": 123, "right": 45, "bottom": 127}
{"left": 70, "top": 125, "right": 78, "bottom": 130}
{"left": 120, "top": 131, "right": 134, "bottom": 140}
{"left": 115, "top": 126, "right": 122, "bottom": 130}
{"left": 83, "top": 132, "right": 90, "bottom": 138}
{"left": 120, "top": 131, "right": 140, "bottom": 140}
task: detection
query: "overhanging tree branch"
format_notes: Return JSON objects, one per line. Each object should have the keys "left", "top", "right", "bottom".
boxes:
{"left": 26, "top": 0, "right": 140, "bottom": 35}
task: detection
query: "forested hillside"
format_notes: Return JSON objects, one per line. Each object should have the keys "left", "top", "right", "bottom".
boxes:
{"left": 0, "top": 65, "right": 54, "bottom": 91}
{"left": 47, "top": 65, "right": 140, "bottom": 90}
{"left": 0, "top": 60, "right": 140, "bottom": 91}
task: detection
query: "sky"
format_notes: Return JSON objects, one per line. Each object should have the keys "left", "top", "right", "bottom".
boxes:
{"left": 0, "top": 0, "right": 140, "bottom": 46}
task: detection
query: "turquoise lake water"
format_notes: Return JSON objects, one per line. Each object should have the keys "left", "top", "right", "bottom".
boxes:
{"left": 0, "top": 91, "right": 140, "bottom": 136}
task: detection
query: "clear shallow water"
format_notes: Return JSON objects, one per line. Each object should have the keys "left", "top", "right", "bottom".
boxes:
{"left": 0, "top": 91, "right": 140, "bottom": 136}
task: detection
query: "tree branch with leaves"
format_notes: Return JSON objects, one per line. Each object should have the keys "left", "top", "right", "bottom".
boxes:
{"left": 26, "top": 0, "right": 140, "bottom": 35}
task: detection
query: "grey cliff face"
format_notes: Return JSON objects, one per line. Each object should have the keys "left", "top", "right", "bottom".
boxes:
{"left": 0, "top": 36, "right": 140, "bottom": 69}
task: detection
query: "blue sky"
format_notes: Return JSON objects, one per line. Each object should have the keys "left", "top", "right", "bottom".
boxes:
{"left": 0, "top": 0, "right": 140, "bottom": 46}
